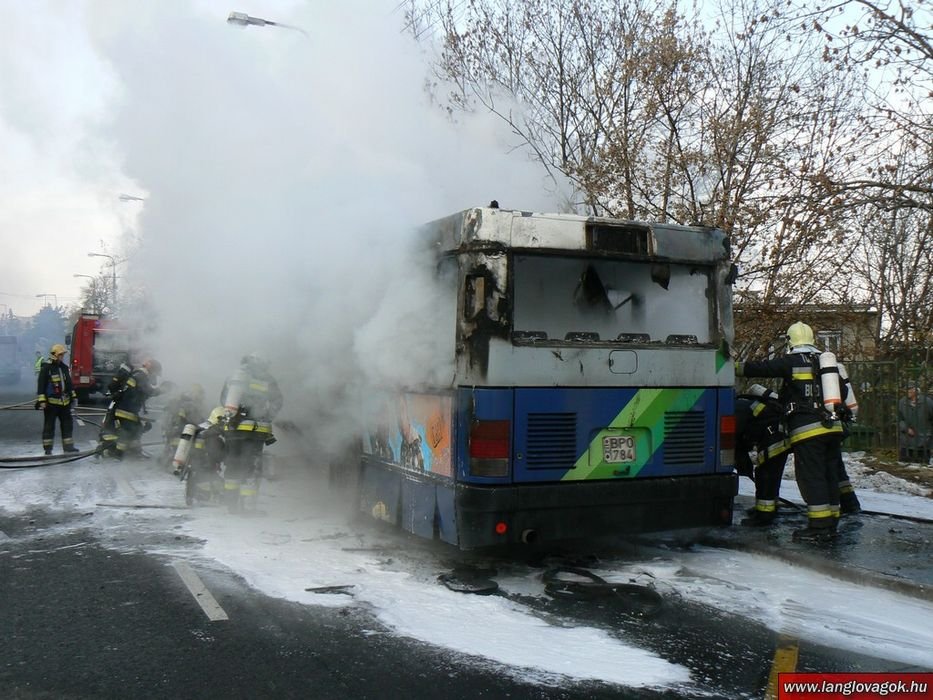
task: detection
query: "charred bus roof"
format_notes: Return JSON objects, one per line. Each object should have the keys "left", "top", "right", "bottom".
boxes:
{"left": 424, "top": 207, "right": 730, "bottom": 263}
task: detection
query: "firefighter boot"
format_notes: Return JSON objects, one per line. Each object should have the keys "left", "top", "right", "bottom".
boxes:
{"left": 741, "top": 510, "right": 775, "bottom": 527}
{"left": 840, "top": 492, "right": 862, "bottom": 515}
{"left": 792, "top": 520, "right": 837, "bottom": 543}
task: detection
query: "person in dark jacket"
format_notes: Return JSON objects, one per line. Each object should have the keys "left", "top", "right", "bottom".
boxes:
{"left": 219, "top": 352, "right": 283, "bottom": 513}
{"left": 36, "top": 343, "right": 80, "bottom": 455}
{"left": 99, "top": 358, "right": 165, "bottom": 460}
{"left": 897, "top": 380, "right": 933, "bottom": 464}
{"left": 735, "top": 384, "right": 789, "bottom": 527}
{"left": 736, "top": 322, "right": 844, "bottom": 542}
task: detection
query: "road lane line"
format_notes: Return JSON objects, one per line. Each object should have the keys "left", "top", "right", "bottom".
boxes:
{"left": 172, "top": 561, "right": 229, "bottom": 621}
{"left": 765, "top": 633, "right": 799, "bottom": 700}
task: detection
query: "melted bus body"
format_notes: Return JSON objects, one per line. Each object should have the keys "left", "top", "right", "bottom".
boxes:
{"left": 359, "top": 207, "right": 737, "bottom": 549}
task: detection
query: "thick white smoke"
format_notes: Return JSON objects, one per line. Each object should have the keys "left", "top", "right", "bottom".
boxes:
{"left": 83, "top": 1, "right": 557, "bottom": 455}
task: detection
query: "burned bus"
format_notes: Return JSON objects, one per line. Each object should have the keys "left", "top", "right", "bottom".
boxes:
{"left": 359, "top": 206, "right": 738, "bottom": 549}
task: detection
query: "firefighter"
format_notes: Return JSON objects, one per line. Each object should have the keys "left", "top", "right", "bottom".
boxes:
{"left": 99, "top": 358, "right": 165, "bottom": 460}
{"left": 174, "top": 406, "right": 227, "bottom": 504}
{"left": 736, "top": 322, "right": 844, "bottom": 542}
{"left": 35, "top": 343, "right": 80, "bottom": 455}
{"left": 161, "top": 384, "right": 207, "bottom": 469}
{"left": 735, "top": 384, "right": 789, "bottom": 527}
{"left": 835, "top": 363, "right": 862, "bottom": 515}
{"left": 219, "top": 352, "right": 283, "bottom": 513}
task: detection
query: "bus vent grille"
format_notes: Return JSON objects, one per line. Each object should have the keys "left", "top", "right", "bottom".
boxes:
{"left": 664, "top": 412, "right": 706, "bottom": 464}
{"left": 525, "top": 413, "right": 578, "bottom": 469}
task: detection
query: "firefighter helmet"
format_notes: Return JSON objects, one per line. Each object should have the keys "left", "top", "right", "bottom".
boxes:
{"left": 786, "top": 322, "right": 814, "bottom": 348}
{"left": 50, "top": 343, "right": 67, "bottom": 357}
{"left": 208, "top": 406, "right": 226, "bottom": 425}
{"left": 242, "top": 352, "right": 270, "bottom": 373}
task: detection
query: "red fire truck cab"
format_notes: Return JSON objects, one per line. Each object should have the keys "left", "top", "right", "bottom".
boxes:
{"left": 67, "top": 314, "right": 138, "bottom": 401}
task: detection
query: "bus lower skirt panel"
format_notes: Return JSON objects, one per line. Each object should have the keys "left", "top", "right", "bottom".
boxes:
{"left": 359, "top": 462, "right": 460, "bottom": 545}
{"left": 455, "top": 474, "right": 737, "bottom": 549}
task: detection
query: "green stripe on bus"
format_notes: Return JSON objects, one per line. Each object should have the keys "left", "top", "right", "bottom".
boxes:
{"left": 562, "top": 388, "right": 706, "bottom": 481}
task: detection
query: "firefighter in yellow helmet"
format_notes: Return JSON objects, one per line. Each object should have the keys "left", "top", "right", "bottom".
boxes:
{"left": 736, "top": 322, "right": 844, "bottom": 542}
{"left": 35, "top": 344, "right": 80, "bottom": 455}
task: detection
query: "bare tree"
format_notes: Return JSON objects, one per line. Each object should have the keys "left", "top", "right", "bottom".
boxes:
{"left": 403, "top": 0, "right": 929, "bottom": 357}
{"left": 405, "top": 0, "right": 691, "bottom": 213}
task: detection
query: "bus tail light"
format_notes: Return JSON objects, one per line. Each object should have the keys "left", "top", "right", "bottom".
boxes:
{"left": 469, "top": 420, "right": 510, "bottom": 477}
{"left": 720, "top": 415, "right": 735, "bottom": 467}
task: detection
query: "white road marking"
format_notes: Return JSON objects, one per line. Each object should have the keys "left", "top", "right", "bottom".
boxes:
{"left": 172, "top": 561, "right": 229, "bottom": 621}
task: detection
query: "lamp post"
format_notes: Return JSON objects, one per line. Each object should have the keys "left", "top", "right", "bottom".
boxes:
{"left": 88, "top": 252, "right": 118, "bottom": 311}
{"left": 35, "top": 293, "right": 58, "bottom": 308}
{"left": 226, "top": 10, "right": 309, "bottom": 37}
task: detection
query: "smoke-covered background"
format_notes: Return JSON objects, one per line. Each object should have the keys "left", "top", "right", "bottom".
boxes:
{"left": 21, "top": 0, "right": 563, "bottom": 452}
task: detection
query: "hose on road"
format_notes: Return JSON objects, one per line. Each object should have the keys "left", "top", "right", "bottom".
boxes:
{"left": 542, "top": 566, "right": 664, "bottom": 617}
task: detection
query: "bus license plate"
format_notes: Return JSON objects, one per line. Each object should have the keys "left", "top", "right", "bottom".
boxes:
{"left": 603, "top": 435, "right": 636, "bottom": 463}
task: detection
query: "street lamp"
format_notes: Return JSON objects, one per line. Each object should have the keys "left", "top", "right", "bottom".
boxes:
{"left": 88, "top": 252, "right": 118, "bottom": 310}
{"left": 226, "top": 10, "right": 309, "bottom": 37}
{"left": 35, "top": 293, "right": 58, "bottom": 308}
{"left": 118, "top": 193, "right": 146, "bottom": 202}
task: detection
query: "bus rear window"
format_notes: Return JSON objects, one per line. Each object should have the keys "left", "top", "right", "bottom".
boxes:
{"left": 512, "top": 255, "right": 713, "bottom": 344}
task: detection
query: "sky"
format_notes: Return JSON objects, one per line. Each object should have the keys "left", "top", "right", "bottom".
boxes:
{"left": 0, "top": 0, "right": 559, "bottom": 408}
{"left": 1, "top": 439, "right": 931, "bottom": 693}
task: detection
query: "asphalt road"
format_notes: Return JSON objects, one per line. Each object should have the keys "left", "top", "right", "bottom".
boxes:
{"left": 0, "top": 385, "right": 925, "bottom": 699}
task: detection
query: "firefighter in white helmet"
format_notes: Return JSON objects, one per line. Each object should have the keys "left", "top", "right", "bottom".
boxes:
{"left": 736, "top": 322, "right": 844, "bottom": 542}
{"left": 219, "top": 353, "right": 283, "bottom": 513}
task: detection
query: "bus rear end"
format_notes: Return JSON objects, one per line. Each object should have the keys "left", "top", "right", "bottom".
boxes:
{"left": 455, "top": 384, "right": 736, "bottom": 548}
{"left": 358, "top": 207, "right": 738, "bottom": 549}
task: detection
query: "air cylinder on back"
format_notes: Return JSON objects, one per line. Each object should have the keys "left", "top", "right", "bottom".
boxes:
{"left": 818, "top": 352, "right": 842, "bottom": 415}
{"left": 223, "top": 368, "right": 248, "bottom": 415}
{"left": 838, "top": 362, "right": 859, "bottom": 420}
{"left": 172, "top": 423, "right": 198, "bottom": 471}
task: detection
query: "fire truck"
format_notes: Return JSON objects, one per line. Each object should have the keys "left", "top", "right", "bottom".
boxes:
{"left": 67, "top": 314, "right": 137, "bottom": 401}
